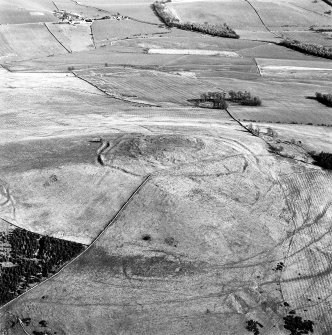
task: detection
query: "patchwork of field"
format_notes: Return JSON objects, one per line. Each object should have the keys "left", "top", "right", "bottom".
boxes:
{"left": 1, "top": 0, "right": 332, "bottom": 334}
{"left": 168, "top": 0, "right": 332, "bottom": 38}
{"left": 204, "top": 76, "right": 332, "bottom": 125}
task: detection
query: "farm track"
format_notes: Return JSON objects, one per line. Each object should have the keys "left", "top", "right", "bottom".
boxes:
{"left": 0, "top": 174, "right": 151, "bottom": 311}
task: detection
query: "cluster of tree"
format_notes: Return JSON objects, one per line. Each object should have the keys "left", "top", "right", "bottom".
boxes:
{"left": 283, "top": 314, "right": 314, "bottom": 335}
{"left": 315, "top": 92, "right": 332, "bottom": 107}
{"left": 246, "top": 320, "right": 263, "bottom": 335}
{"left": 178, "top": 22, "right": 239, "bottom": 39}
{"left": 153, "top": 1, "right": 239, "bottom": 38}
{"left": 199, "top": 92, "right": 229, "bottom": 109}
{"left": 0, "top": 228, "right": 85, "bottom": 305}
{"left": 194, "top": 91, "right": 262, "bottom": 109}
{"left": 279, "top": 39, "right": 332, "bottom": 60}
{"left": 310, "top": 151, "right": 332, "bottom": 170}
{"left": 228, "top": 90, "right": 262, "bottom": 106}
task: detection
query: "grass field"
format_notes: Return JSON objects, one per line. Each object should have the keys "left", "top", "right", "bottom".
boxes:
{"left": 0, "top": 0, "right": 57, "bottom": 24}
{"left": 1, "top": 1, "right": 332, "bottom": 334}
{"left": 91, "top": 19, "right": 169, "bottom": 47}
{"left": 169, "top": 1, "right": 266, "bottom": 31}
{"left": 94, "top": 4, "right": 164, "bottom": 24}
{"left": 2, "top": 127, "right": 332, "bottom": 334}
{"left": 53, "top": 0, "right": 111, "bottom": 19}
{"left": 251, "top": 1, "right": 332, "bottom": 30}
{"left": 281, "top": 31, "right": 332, "bottom": 48}
{"left": 111, "top": 31, "right": 268, "bottom": 51}
{"left": 75, "top": 67, "right": 220, "bottom": 106}
{"left": 204, "top": 76, "right": 332, "bottom": 125}
{"left": 0, "top": 23, "right": 68, "bottom": 61}
{"left": 256, "top": 57, "right": 332, "bottom": 80}
{"left": 45, "top": 22, "right": 95, "bottom": 52}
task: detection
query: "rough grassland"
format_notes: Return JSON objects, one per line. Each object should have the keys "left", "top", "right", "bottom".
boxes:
{"left": 2, "top": 129, "right": 332, "bottom": 334}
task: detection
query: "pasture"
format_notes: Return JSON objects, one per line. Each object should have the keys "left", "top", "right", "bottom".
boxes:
{"left": 1, "top": 0, "right": 332, "bottom": 334}
{"left": 45, "top": 22, "right": 95, "bottom": 52}
{"left": 75, "top": 66, "right": 220, "bottom": 106}
{"left": 91, "top": 18, "right": 169, "bottom": 47}
{"left": 204, "top": 76, "right": 332, "bottom": 125}
{"left": 0, "top": 0, "right": 56, "bottom": 24}
{"left": 0, "top": 23, "right": 68, "bottom": 61}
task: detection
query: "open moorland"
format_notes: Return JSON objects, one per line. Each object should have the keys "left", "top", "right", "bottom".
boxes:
{"left": 0, "top": 0, "right": 332, "bottom": 335}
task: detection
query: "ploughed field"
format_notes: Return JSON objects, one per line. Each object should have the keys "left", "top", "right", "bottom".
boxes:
{"left": 0, "top": 0, "right": 332, "bottom": 334}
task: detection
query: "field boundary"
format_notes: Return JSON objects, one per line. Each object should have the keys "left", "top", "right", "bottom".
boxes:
{"left": 0, "top": 174, "right": 151, "bottom": 312}
{"left": 243, "top": 0, "right": 281, "bottom": 38}
{"left": 73, "top": 72, "right": 160, "bottom": 107}
{"left": 44, "top": 23, "right": 72, "bottom": 53}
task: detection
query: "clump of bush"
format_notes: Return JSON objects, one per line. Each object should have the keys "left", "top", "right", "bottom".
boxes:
{"left": 228, "top": 90, "right": 262, "bottom": 106}
{"left": 315, "top": 92, "right": 332, "bottom": 107}
{"left": 279, "top": 39, "right": 332, "bottom": 59}
{"left": 153, "top": 1, "right": 239, "bottom": 38}
{"left": 310, "top": 151, "right": 332, "bottom": 170}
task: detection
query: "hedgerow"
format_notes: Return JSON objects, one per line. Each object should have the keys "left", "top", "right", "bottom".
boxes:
{"left": 279, "top": 39, "right": 332, "bottom": 59}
